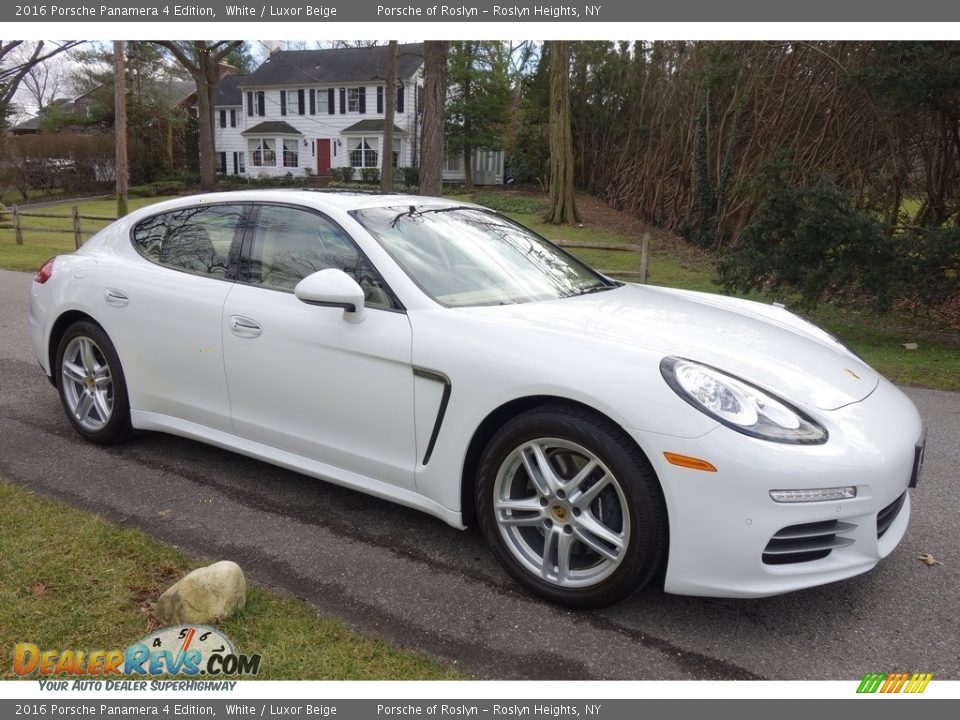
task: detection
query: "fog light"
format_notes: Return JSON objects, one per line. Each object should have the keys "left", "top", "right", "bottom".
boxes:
{"left": 769, "top": 487, "right": 857, "bottom": 503}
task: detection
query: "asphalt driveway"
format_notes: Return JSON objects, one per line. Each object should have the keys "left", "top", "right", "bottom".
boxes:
{"left": 1, "top": 267, "right": 957, "bottom": 680}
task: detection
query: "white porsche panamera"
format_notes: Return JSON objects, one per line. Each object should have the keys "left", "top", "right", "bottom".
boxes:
{"left": 28, "top": 190, "right": 924, "bottom": 607}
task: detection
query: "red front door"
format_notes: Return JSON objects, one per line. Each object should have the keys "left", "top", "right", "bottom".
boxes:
{"left": 317, "top": 139, "right": 331, "bottom": 176}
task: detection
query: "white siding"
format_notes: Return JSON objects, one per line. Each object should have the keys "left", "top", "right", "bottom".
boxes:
{"left": 214, "top": 70, "right": 423, "bottom": 178}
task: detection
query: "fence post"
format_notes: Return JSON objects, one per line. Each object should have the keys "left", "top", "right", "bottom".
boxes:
{"left": 72, "top": 206, "right": 82, "bottom": 249}
{"left": 639, "top": 232, "right": 650, "bottom": 284}
{"left": 12, "top": 204, "right": 24, "bottom": 246}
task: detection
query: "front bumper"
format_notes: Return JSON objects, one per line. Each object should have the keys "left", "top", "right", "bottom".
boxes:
{"left": 629, "top": 377, "right": 922, "bottom": 598}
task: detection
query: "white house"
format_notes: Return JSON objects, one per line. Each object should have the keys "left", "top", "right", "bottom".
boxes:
{"left": 212, "top": 43, "right": 505, "bottom": 185}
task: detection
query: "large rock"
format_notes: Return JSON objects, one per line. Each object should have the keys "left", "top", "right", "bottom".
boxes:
{"left": 155, "top": 561, "right": 247, "bottom": 625}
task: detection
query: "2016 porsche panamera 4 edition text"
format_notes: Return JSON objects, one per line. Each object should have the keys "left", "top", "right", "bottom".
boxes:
{"left": 27, "top": 190, "right": 924, "bottom": 607}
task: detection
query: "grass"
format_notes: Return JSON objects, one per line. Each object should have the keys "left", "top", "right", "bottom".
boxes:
{"left": 0, "top": 197, "right": 175, "bottom": 272}
{"left": 1, "top": 190, "right": 956, "bottom": 391}
{"left": 0, "top": 481, "right": 459, "bottom": 680}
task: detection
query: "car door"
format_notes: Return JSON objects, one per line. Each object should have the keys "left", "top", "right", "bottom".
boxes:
{"left": 113, "top": 202, "right": 247, "bottom": 432}
{"left": 221, "top": 203, "right": 416, "bottom": 490}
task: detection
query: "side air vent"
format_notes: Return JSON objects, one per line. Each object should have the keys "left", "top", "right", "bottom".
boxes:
{"left": 763, "top": 519, "right": 856, "bottom": 565}
{"left": 877, "top": 492, "right": 907, "bottom": 539}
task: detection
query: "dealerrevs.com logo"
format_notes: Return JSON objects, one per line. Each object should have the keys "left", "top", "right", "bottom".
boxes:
{"left": 857, "top": 673, "right": 933, "bottom": 694}
{"left": 13, "top": 625, "right": 261, "bottom": 679}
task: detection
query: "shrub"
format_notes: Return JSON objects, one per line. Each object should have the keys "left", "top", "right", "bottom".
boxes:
{"left": 399, "top": 166, "right": 419, "bottom": 188}
{"left": 360, "top": 168, "right": 380, "bottom": 185}
{"left": 717, "top": 154, "right": 899, "bottom": 310}
{"left": 330, "top": 167, "right": 355, "bottom": 182}
{"left": 470, "top": 191, "right": 548, "bottom": 215}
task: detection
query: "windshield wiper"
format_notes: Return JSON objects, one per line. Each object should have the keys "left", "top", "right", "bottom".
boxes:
{"left": 575, "top": 283, "right": 616, "bottom": 296}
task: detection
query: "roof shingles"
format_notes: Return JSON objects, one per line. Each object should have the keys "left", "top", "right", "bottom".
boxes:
{"left": 241, "top": 43, "right": 424, "bottom": 88}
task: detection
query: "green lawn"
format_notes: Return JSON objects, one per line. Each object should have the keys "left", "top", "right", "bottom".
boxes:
{"left": 0, "top": 481, "right": 459, "bottom": 681}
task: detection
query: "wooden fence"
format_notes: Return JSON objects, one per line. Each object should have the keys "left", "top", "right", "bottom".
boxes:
{"left": 1, "top": 203, "right": 651, "bottom": 284}
{"left": 555, "top": 233, "right": 650, "bottom": 283}
{"left": 0, "top": 204, "right": 117, "bottom": 250}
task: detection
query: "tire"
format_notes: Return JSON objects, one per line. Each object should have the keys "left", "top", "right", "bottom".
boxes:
{"left": 55, "top": 320, "right": 133, "bottom": 444}
{"left": 476, "top": 404, "right": 668, "bottom": 608}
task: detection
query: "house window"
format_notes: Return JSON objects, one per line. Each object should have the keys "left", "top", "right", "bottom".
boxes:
{"left": 230, "top": 109, "right": 237, "bottom": 127}
{"left": 238, "top": 152, "right": 246, "bottom": 173}
{"left": 316, "top": 90, "right": 328, "bottom": 114}
{"left": 392, "top": 139, "right": 401, "bottom": 169}
{"left": 348, "top": 136, "right": 378, "bottom": 168}
{"left": 347, "top": 88, "right": 360, "bottom": 113}
{"left": 248, "top": 138, "right": 276, "bottom": 167}
{"left": 282, "top": 138, "right": 299, "bottom": 168}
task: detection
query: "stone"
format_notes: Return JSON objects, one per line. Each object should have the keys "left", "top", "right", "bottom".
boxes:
{"left": 155, "top": 561, "right": 246, "bottom": 625}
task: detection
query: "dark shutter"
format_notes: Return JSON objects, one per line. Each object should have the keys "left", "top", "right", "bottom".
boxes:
{"left": 377, "top": 86, "right": 383, "bottom": 114}
{"left": 328, "top": 88, "right": 335, "bottom": 114}
{"left": 257, "top": 91, "right": 265, "bottom": 117}
{"left": 219, "top": 152, "right": 227, "bottom": 174}
{"left": 280, "top": 90, "right": 286, "bottom": 116}
{"left": 397, "top": 85, "right": 404, "bottom": 113}
{"left": 219, "top": 110, "right": 226, "bottom": 128}
{"left": 233, "top": 152, "right": 238, "bottom": 174}
{"left": 230, "top": 109, "right": 236, "bottom": 127}
{"left": 247, "top": 91, "right": 253, "bottom": 116}
{"left": 339, "top": 88, "right": 346, "bottom": 114}
{"left": 309, "top": 89, "right": 316, "bottom": 115}
{"left": 358, "top": 87, "right": 366, "bottom": 114}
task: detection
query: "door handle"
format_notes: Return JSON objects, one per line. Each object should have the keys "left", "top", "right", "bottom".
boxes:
{"left": 104, "top": 288, "right": 129, "bottom": 307}
{"left": 229, "top": 315, "right": 262, "bottom": 338}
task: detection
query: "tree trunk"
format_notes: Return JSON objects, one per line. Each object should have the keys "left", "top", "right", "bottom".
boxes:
{"left": 419, "top": 41, "right": 448, "bottom": 197}
{"left": 462, "top": 43, "right": 474, "bottom": 190}
{"left": 113, "top": 41, "right": 129, "bottom": 218}
{"left": 545, "top": 41, "right": 580, "bottom": 225}
{"left": 381, "top": 41, "right": 398, "bottom": 191}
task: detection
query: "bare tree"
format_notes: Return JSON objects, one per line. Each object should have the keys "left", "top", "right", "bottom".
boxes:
{"left": 0, "top": 41, "right": 84, "bottom": 128}
{"left": 380, "top": 41, "right": 398, "bottom": 191}
{"left": 153, "top": 41, "right": 242, "bottom": 191}
{"left": 17, "top": 45, "right": 74, "bottom": 113}
{"left": 419, "top": 41, "right": 449, "bottom": 197}
{"left": 545, "top": 41, "right": 580, "bottom": 225}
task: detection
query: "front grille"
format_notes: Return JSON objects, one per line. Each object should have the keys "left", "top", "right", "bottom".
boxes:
{"left": 763, "top": 519, "right": 856, "bottom": 565}
{"left": 877, "top": 492, "right": 907, "bottom": 539}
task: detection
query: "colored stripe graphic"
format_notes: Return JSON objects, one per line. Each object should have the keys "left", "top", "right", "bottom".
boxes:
{"left": 857, "top": 672, "right": 932, "bottom": 694}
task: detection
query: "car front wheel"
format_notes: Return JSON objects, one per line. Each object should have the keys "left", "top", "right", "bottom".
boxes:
{"left": 476, "top": 405, "right": 667, "bottom": 608}
{"left": 56, "top": 321, "right": 132, "bottom": 444}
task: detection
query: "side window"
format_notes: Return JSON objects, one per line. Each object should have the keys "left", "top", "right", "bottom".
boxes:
{"left": 244, "top": 205, "right": 397, "bottom": 310}
{"left": 132, "top": 204, "right": 244, "bottom": 278}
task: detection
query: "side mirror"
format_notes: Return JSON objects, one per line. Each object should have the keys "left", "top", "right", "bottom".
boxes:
{"left": 294, "top": 269, "right": 365, "bottom": 323}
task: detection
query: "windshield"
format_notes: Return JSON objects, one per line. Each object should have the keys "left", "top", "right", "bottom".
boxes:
{"left": 350, "top": 205, "right": 617, "bottom": 307}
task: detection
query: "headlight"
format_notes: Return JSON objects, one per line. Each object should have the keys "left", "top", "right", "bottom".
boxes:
{"left": 660, "top": 357, "right": 827, "bottom": 444}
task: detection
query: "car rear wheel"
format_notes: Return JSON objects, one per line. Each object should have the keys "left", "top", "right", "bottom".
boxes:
{"left": 56, "top": 321, "right": 132, "bottom": 444}
{"left": 476, "top": 405, "right": 667, "bottom": 608}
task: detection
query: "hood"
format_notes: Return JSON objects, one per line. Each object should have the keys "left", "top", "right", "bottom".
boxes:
{"left": 459, "top": 284, "right": 878, "bottom": 411}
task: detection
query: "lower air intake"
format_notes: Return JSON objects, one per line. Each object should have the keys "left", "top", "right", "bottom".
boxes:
{"left": 877, "top": 492, "right": 907, "bottom": 539}
{"left": 763, "top": 519, "right": 856, "bottom": 565}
